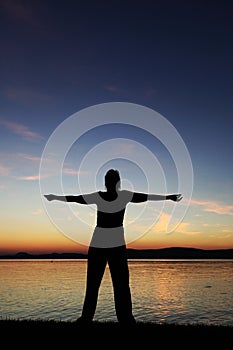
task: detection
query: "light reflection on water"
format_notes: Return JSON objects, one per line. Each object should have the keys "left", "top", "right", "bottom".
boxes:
{"left": 1, "top": 259, "right": 233, "bottom": 326}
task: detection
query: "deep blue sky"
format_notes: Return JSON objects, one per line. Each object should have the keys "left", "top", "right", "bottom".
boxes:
{"left": 1, "top": 1, "right": 232, "bottom": 175}
{"left": 1, "top": 0, "right": 233, "bottom": 252}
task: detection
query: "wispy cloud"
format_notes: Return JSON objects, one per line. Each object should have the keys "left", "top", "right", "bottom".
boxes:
{"left": 0, "top": 120, "right": 44, "bottom": 141}
{"left": 4, "top": 87, "right": 51, "bottom": 107}
{"left": 0, "top": 164, "right": 11, "bottom": 175}
{"left": 16, "top": 175, "right": 41, "bottom": 181}
{"left": 18, "top": 153, "right": 42, "bottom": 162}
{"left": 131, "top": 212, "right": 201, "bottom": 236}
{"left": 105, "top": 84, "right": 124, "bottom": 94}
{"left": 0, "top": 152, "right": 48, "bottom": 181}
{"left": 191, "top": 199, "right": 233, "bottom": 216}
{"left": 32, "top": 208, "right": 43, "bottom": 215}
{"left": 63, "top": 168, "right": 90, "bottom": 175}
{"left": 174, "top": 221, "right": 202, "bottom": 235}
{"left": 0, "top": 184, "right": 6, "bottom": 191}
{"left": 151, "top": 212, "right": 201, "bottom": 235}
{"left": 111, "top": 142, "right": 136, "bottom": 156}
{"left": 15, "top": 173, "right": 50, "bottom": 181}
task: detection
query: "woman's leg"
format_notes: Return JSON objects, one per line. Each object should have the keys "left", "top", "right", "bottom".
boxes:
{"left": 80, "top": 247, "right": 107, "bottom": 322}
{"left": 107, "top": 245, "right": 136, "bottom": 324}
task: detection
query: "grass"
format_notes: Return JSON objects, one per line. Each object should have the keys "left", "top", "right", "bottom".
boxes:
{"left": 1, "top": 318, "right": 233, "bottom": 343}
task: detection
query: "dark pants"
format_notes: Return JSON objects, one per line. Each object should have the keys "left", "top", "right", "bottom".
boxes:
{"left": 81, "top": 245, "right": 135, "bottom": 323}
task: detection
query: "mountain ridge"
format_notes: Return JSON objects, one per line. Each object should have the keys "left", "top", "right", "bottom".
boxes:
{"left": 1, "top": 247, "right": 233, "bottom": 259}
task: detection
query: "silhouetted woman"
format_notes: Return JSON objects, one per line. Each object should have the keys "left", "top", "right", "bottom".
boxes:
{"left": 44, "top": 169, "right": 182, "bottom": 325}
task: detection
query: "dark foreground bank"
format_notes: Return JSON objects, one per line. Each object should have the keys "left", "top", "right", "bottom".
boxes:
{"left": 1, "top": 319, "right": 232, "bottom": 344}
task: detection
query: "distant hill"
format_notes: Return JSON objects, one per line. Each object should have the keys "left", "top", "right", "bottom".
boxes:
{"left": 1, "top": 247, "right": 233, "bottom": 259}
{"left": 126, "top": 247, "right": 233, "bottom": 259}
{"left": 0, "top": 252, "right": 87, "bottom": 259}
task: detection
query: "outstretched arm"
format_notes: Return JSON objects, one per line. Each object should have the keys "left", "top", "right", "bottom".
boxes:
{"left": 130, "top": 192, "right": 183, "bottom": 203}
{"left": 148, "top": 194, "right": 183, "bottom": 202}
{"left": 44, "top": 194, "right": 87, "bottom": 204}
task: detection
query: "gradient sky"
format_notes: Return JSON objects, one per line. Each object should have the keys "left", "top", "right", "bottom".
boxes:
{"left": 0, "top": 0, "right": 233, "bottom": 254}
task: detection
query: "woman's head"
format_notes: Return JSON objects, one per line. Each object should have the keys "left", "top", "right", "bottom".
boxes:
{"left": 104, "top": 169, "right": 121, "bottom": 191}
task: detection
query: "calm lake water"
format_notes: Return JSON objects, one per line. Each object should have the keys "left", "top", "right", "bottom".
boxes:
{"left": 1, "top": 259, "right": 233, "bottom": 326}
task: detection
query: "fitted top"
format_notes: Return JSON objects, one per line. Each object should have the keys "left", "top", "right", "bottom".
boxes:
{"left": 80, "top": 190, "right": 148, "bottom": 228}
{"left": 66, "top": 190, "right": 148, "bottom": 248}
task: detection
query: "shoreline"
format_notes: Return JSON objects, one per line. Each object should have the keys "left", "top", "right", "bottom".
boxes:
{"left": 1, "top": 247, "right": 233, "bottom": 259}
{"left": 1, "top": 319, "right": 233, "bottom": 340}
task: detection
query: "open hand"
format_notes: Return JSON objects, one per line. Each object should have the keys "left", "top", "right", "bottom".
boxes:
{"left": 169, "top": 194, "right": 183, "bottom": 202}
{"left": 44, "top": 194, "right": 54, "bottom": 201}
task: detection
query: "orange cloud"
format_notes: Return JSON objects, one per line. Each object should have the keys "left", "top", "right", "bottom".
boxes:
{"left": 16, "top": 175, "right": 41, "bottom": 180}
{"left": 150, "top": 212, "right": 201, "bottom": 235}
{"left": 191, "top": 199, "right": 233, "bottom": 216}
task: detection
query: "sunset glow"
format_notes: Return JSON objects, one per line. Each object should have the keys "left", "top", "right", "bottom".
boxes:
{"left": 0, "top": 1, "right": 232, "bottom": 255}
